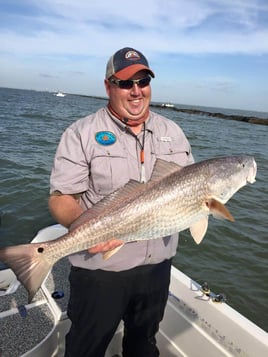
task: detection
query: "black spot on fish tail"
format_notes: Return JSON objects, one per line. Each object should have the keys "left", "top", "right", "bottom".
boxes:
{"left": 0, "top": 243, "right": 52, "bottom": 302}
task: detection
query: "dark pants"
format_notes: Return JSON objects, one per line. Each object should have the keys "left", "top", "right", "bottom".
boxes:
{"left": 64, "top": 259, "right": 171, "bottom": 357}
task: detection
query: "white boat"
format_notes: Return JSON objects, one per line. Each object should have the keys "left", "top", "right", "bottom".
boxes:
{"left": 0, "top": 224, "right": 267, "bottom": 357}
{"left": 54, "top": 91, "right": 66, "bottom": 97}
{"left": 161, "top": 103, "right": 174, "bottom": 108}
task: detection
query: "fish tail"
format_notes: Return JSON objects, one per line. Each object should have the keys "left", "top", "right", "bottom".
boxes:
{"left": 0, "top": 242, "right": 52, "bottom": 302}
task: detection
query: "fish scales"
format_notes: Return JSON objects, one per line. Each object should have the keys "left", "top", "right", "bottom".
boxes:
{"left": 0, "top": 156, "right": 257, "bottom": 301}
{"left": 22, "top": 156, "right": 250, "bottom": 260}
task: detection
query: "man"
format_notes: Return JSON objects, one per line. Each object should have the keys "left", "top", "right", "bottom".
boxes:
{"left": 49, "top": 47, "right": 194, "bottom": 357}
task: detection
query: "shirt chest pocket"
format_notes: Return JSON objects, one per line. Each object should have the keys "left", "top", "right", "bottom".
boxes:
{"left": 152, "top": 137, "right": 191, "bottom": 166}
{"left": 90, "top": 144, "right": 129, "bottom": 195}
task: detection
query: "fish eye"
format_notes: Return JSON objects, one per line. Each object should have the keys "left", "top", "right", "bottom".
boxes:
{"left": 37, "top": 247, "right": 44, "bottom": 253}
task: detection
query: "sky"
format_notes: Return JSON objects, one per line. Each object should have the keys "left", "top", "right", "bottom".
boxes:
{"left": 1, "top": 0, "right": 268, "bottom": 112}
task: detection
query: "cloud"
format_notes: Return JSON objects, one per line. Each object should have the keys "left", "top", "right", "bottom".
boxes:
{"left": 1, "top": 0, "right": 268, "bottom": 111}
{"left": 1, "top": 0, "right": 268, "bottom": 59}
{"left": 39, "top": 73, "right": 58, "bottom": 78}
{"left": 195, "top": 76, "right": 238, "bottom": 93}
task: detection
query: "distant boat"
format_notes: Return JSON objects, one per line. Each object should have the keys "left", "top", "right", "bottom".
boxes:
{"left": 161, "top": 103, "right": 174, "bottom": 108}
{"left": 54, "top": 91, "right": 66, "bottom": 97}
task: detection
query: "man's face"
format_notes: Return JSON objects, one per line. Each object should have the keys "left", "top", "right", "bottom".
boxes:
{"left": 105, "top": 70, "right": 151, "bottom": 122}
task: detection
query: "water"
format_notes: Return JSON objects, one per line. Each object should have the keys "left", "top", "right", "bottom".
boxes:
{"left": 0, "top": 87, "right": 267, "bottom": 332}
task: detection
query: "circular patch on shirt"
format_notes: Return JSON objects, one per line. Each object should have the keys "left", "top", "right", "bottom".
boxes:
{"left": 95, "top": 131, "right": 117, "bottom": 146}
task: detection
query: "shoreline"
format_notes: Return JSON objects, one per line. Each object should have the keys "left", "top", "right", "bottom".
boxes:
{"left": 75, "top": 94, "right": 268, "bottom": 126}
{"left": 151, "top": 104, "right": 268, "bottom": 126}
{"left": 2, "top": 88, "right": 267, "bottom": 125}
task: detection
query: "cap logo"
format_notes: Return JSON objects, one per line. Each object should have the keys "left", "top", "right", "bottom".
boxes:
{"left": 125, "top": 50, "right": 141, "bottom": 61}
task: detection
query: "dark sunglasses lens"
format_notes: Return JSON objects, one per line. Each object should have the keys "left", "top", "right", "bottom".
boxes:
{"left": 118, "top": 77, "right": 151, "bottom": 89}
{"left": 119, "top": 80, "right": 133, "bottom": 89}
{"left": 138, "top": 77, "right": 151, "bottom": 87}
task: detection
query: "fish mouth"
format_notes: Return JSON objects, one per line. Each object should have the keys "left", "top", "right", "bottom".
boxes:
{"left": 247, "top": 159, "right": 257, "bottom": 184}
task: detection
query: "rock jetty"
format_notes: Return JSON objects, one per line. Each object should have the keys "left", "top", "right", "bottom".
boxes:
{"left": 151, "top": 104, "right": 268, "bottom": 126}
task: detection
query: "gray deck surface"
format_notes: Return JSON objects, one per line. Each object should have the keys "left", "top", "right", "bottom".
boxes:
{"left": 0, "top": 258, "right": 71, "bottom": 357}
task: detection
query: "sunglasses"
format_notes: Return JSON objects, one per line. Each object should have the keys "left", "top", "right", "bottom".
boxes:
{"left": 109, "top": 76, "right": 151, "bottom": 89}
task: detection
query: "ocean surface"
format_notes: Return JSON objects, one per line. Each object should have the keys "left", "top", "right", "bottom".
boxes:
{"left": 0, "top": 87, "right": 267, "bottom": 332}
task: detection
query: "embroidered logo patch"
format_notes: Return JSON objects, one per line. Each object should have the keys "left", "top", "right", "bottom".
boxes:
{"left": 95, "top": 131, "right": 116, "bottom": 146}
{"left": 125, "top": 50, "right": 141, "bottom": 61}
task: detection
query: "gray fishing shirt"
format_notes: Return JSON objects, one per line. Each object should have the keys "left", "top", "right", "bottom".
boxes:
{"left": 50, "top": 107, "right": 194, "bottom": 271}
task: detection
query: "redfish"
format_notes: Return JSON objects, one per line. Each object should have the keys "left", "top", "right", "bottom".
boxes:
{"left": 0, "top": 156, "right": 257, "bottom": 301}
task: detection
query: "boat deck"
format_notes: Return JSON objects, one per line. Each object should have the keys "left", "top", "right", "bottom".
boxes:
{"left": 0, "top": 258, "right": 182, "bottom": 357}
{"left": 0, "top": 224, "right": 267, "bottom": 357}
{"left": 0, "top": 258, "right": 71, "bottom": 357}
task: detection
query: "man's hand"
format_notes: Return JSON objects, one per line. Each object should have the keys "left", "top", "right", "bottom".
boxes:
{"left": 88, "top": 239, "right": 124, "bottom": 254}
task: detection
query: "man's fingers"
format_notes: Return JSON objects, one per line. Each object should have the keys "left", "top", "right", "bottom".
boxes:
{"left": 88, "top": 239, "right": 123, "bottom": 254}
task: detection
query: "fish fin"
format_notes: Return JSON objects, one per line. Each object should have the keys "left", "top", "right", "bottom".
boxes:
{"left": 150, "top": 159, "right": 183, "bottom": 182}
{"left": 207, "top": 198, "right": 235, "bottom": 222}
{"left": 0, "top": 243, "right": 52, "bottom": 302}
{"left": 190, "top": 217, "right": 208, "bottom": 244}
{"left": 70, "top": 207, "right": 104, "bottom": 231}
{"left": 102, "top": 244, "right": 124, "bottom": 260}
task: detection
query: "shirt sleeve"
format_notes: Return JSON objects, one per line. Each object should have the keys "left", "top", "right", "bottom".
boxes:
{"left": 50, "top": 124, "right": 90, "bottom": 195}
